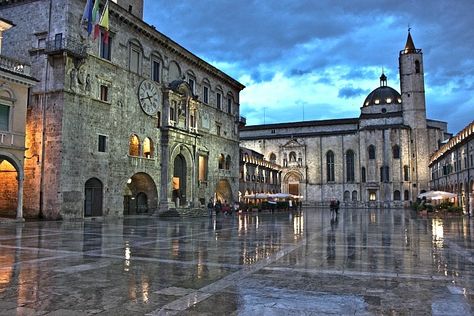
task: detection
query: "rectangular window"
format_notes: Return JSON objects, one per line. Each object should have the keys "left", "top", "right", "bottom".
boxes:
{"left": 100, "top": 85, "right": 108, "bottom": 102}
{"left": 130, "top": 47, "right": 140, "bottom": 74}
{"left": 369, "top": 190, "right": 376, "bottom": 201}
{"left": 152, "top": 60, "right": 160, "bottom": 82}
{"left": 216, "top": 123, "right": 221, "bottom": 136}
{"left": 0, "top": 104, "right": 9, "bottom": 131}
{"left": 157, "top": 111, "right": 161, "bottom": 128}
{"left": 227, "top": 97, "right": 232, "bottom": 113}
{"left": 169, "top": 107, "right": 175, "bottom": 121}
{"left": 190, "top": 114, "right": 195, "bottom": 128}
{"left": 98, "top": 135, "right": 107, "bottom": 152}
{"left": 100, "top": 32, "right": 111, "bottom": 60}
{"left": 198, "top": 155, "right": 208, "bottom": 182}
{"left": 188, "top": 78, "right": 195, "bottom": 94}
{"left": 54, "top": 33, "right": 63, "bottom": 50}
{"left": 203, "top": 86, "right": 209, "bottom": 104}
{"left": 217, "top": 93, "right": 221, "bottom": 110}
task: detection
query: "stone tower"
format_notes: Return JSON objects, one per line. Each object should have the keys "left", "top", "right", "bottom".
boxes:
{"left": 399, "top": 31, "right": 430, "bottom": 193}
{"left": 112, "top": 0, "right": 143, "bottom": 19}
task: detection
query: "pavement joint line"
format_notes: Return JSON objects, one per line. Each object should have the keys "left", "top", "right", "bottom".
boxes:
{"left": 148, "top": 225, "right": 329, "bottom": 315}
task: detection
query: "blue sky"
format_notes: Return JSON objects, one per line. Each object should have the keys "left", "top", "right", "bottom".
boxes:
{"left": 144, "top": 0, "right": 474, "bottom": 134}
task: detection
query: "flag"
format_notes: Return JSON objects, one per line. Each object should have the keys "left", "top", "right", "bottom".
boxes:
{"left": 82, "top": 0, "right": 93, "bottom": 35}
{"left": 99, "top": 1, "right": 110, "bottom": 44}
{"left": 92, "top": 0, "right": 101, "bottom": 40}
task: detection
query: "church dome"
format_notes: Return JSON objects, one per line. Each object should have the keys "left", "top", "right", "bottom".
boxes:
{"left": 363, "top": 73, "right": 402, "bottom": 107}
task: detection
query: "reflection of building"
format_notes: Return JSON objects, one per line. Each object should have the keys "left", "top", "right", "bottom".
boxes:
{"left": 429, "top": 121, "right": 474, "bottom": 214}
{"left": 239, "top": 147, "right": 282, "bottom": 199}
{"left": 0, "top": 18, "right": 37, "bottom": 219}
{"left": 241, "top": 33, "right": 449, "bottom": 207}
{"left": 0, "top": 0, "right": 243, "bottom": 218}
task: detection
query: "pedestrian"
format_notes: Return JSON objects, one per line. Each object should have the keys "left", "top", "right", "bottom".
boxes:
{"left": 207, "top": 198, "right": 214, "bottom": 217}
{"left": 335, "top": 199, "right": 340, "bottom": 214}
{"left": 330, "top": 199, "right": 336, "bottom": 218}
{"left": 215, "top": 200, "right": 222, "bottom": 215}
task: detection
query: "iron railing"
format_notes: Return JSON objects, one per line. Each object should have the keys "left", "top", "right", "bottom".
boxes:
{"left": 45, "top": 36, "right": 87, "bottom": 58}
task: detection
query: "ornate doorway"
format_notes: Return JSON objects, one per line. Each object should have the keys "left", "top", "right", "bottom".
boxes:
{"left": 173, "top": 154, "right": 187, "bottom": 206}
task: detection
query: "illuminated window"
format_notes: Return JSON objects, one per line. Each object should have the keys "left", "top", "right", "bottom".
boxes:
{"left": 143, "top": 137, "right": 153, "bottom": 158}
{"left": 129, "top": 134, "right": 140, "bottom": 156}
{"left": 369, "top": 191, "right": 376, "bottom": 201}
{"left": 386, "top": 98, "right": 392, "bottom": 103}
{"left": 198, "top": 155, "right": 208, "bottom": 182}
{"left": 218, "top": 154, "right": 225, "bottom": 169}
{"left": 374, "top": 99, "right": 380, "bottom": 104}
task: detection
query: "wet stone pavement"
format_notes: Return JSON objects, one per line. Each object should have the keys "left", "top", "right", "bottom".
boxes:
{"left": 0, "top": 208, "right": 473, "bottom": 315}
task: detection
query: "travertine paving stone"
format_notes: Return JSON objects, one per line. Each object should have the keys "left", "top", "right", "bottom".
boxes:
{"left": 0, "top": 208, "right": 473, "bottom": 315}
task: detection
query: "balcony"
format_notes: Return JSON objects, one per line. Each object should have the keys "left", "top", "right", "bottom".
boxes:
{"left": 0, "top": 55, "right": 31, "bottom": 76}
{"left": 45, "top": 36, "right": 87, "bottom": 59}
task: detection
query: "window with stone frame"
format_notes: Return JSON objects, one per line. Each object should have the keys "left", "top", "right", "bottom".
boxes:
{"left": 151, "top": 55, "right": 161, "bottom": 82}
{"left": 129, "top": 134, "right": 140, "bottom": 156}
{"left": 0, "top": 104, "right": 10, "bottom": 131}
{"left": 198, "top": 155, "right": 208, "bottom": 182}
{"left": 392, "top": 145, "right": 400, "bottom": 159}
{"left": 225, "top": 155, "right": 231, "bottom": 170}
{"left": 99, "top": 84, "right": 109, "bottom": 102}
{"left": 394, "top": 190, "right": 401, "bottom": 201}
{"left": 216, "top": 123, "right": 221, "bottom": 136}
{"left": 346, "top": 150, "right": 355, "bottom": 182}
{"left": 100, "top": 31, "right": 112, "bottom": 60}
{"left": 216, "top": 92, "right": 222, "bottom": 110}
{"left": 404, "top": 165, "right": 410, "bottom": 181}
{"left": 361, "top": 167, "right": 366, "bottom": 183}
{"left": 143, "top": 137, "right": 153, "bottom": 158}
{"left": 326, "top": 151, "right": 335, "bottom": 182}
{"left": 98, "top": 134, "right": 107, "bottom": 152}
{"left": 368, "top": 145, "right": 376, "bottom": 159}
{"left": 227, "top": 95, "right": 232, "bottom": 114}
{"left": 352, "top": 190, "right": 357, "bottom": 201}
{"left": 129, "top": 44, "right": 141, "bottom": 74}
{"left": 218, "top": 154, "right": 225, "bottom": 169}
{"left": 203, "top": 86, "right": 209, "bottom": 104}
{"left": 404, "top": 190, "right": 409, "bottom": 200}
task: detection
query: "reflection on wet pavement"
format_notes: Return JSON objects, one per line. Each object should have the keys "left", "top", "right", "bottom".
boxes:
{"left": 0, "top": 208, "right": 473, "bottom": 315}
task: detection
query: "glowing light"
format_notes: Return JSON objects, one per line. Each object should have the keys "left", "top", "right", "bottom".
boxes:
{"left": 127, "top": 178, "right": 132, "bottom": 184}
{"left": 374, "top": 99, "right": 380, "bottom": 104}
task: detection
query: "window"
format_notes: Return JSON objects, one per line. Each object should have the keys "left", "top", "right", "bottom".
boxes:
{"left": 225, "top": 155, "right": 231, "bottom": 170}
{"left": 170, "top": 105, "right": 175, "bottom": 121}
{"left": 326, "top": 151, "right": 335, "bottom": 182}
{"left": 156, "top": 111, "right": 161, "bottom": 128}
{"left": 188, "top": 78, "right": 195, "bottom": 94}
{"left": 198, "top": 155, "right": 208, "bottom": 182}
{"left": 218, "top": 154, "right": 225, "bottom": 169}
{"left": 0, "top": 104, "right": 10, "bottom": 131}
{"left": 394, "top": 190, "right": 401, "bottom": 201}
{"left": 352, "top": 191, "right": 357, "bottom": 201}
{"left": 152, "top": 59, "right": 160, "bottom": 82}
{"left": 289, "top": 151, "right": 297, "bottom": 162}
{"left": 143, "top": 137, "right": 153, "bottom": 158}
{"left": 100, "top": 85, "right": 108, "bottom": 102}
{"left": 129, "top": 45, "right": 140, "bottom": 74}
{"left": 100, "top": 31, "right": 111, "bottom": 60}
{"left": 203, "top": 86, "right": 209, "bottom": 104}
{"left": 227, "top": 97, "right": 232, "bottom": 113}
{"left": 404, "top": 190, "right": 409, "bottom": 201}
{"left": 392, "top": 145, "right": 400, "bottom": 159}
{"left": 190, "top": 113, "right": 195, "bottom": 128}
{"left": 369, "top": 190, "right": 376, "bottom": 201}
{"left": 129, "top": 134, "right": 140, "bottom": 156}
{"left": 216, "top": 123, "right": 221, "bottom": 136}
{"left": 368, "top": 145, "right": 376, "bottom": 159}
{"left": 404, "top": 165, "right": 409, "bottom": 181}
{"left": 415, "top": 60, "right": 420, "bottom": 74}
{"left": 54, "top": 33, "right": 63, "bottom": 49}
{"left": 380, "top": 166, "right": 389, "bottom": 182}
{"left": 344, "top": 190, "right": 350, "bottom": 202}
{"left": 346, "top": 150, "right": 355, "bottom": 182}
{"left": 98, "top": 135, "right": 107, "bottom": 152}
{"left": 217, "top": 93, "right": 221, "bottom": 110}
{"left": 269, "top": 153, "right": 276, "bottom": 163}
{"left": 361, "top": 167, "right": 366, "bottom": 183}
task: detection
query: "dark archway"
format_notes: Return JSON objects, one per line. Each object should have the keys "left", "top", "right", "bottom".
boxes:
{"left": 84, "top": 178, "right": 103, "bottom": 217}
{"left": 0, "top": 157, "right": 19, "bottom": 218}
{"left": 123, "top": 173, "right": 158, "bottom": 215}
{"left": 173, "top": 154, "right": 187, "bottom": 206}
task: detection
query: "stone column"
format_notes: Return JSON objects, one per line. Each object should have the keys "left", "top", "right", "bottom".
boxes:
{"left": 16, "top": 174, "right": 23, "bottom": 219}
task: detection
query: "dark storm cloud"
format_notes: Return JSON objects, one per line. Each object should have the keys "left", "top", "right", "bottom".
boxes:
{"left": 338, "top": 87, "right": 369, "bottom": 99}
{"left": 144, "top": 0, "right": 474, "bottom": 133}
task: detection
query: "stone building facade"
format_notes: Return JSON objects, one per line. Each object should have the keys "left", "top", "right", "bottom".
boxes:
{"left": 241, "top": 33, "right": 449, "bottom": 207}
{"left": 429, "top": 121, "right": 474, "bottom": 214}
{"left": 0, "top": 0, "right": 244, "bottom": 219}
{"left": 239, "top": 147, "right": 282, "bottom": 200}
{"left": 0, "top": 18, "right": 37, "bottom": 219}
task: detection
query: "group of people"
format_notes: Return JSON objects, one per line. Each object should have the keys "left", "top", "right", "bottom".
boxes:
{"left": 207, "top": 199, "right": 236, "bottom": 217}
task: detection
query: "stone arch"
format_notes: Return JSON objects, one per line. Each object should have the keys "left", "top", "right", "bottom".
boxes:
{"left": 0, "top": 153, "right": 23, "bottom": 218}
{"left": 169, "top": 144, "right": 194, "bottom": 207}
{"left": 216, "top": 179, "right": 233, "bottom": 204}
{"left": 269, "top": 152, "right": 276, "bottom": 163}
{"left": 129, "top": 134, "right": 140, "bottom": 156}
{"left": 283, "top": 170, "right": 303, "bottom": 196}
{"left": 123, "top": 173, "right": 158, "bottom": 215}
{"left": 142, "top": 137, "right": 154, "bottom": 158}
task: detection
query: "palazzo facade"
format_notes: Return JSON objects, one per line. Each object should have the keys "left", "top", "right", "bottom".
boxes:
{"left": 241, "top": 33, "right": 449, "bottom": 207}
{"left": 0, "top": 0, "right": 243, "bottom": 219}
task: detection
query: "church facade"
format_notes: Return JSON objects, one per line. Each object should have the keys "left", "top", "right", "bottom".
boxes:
{"left": 241, "top": 33, "right": 449, "bottom": 207}
{"left": 0, "top": 0, "right": 244, "bottom": 219}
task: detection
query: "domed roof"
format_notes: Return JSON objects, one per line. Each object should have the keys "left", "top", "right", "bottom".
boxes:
{"left": 363, "top": 73, "right": 402, "bottom": 107}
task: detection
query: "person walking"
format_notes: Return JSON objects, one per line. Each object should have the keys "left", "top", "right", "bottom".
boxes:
{"left": 207, "top": 198, "right": 214, "bottom": 217}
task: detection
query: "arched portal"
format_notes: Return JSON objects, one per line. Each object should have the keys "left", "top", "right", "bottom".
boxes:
{"left": 284, "top": 171, "right": 302, "bottom": 196}
{"left": 123, "top": 173, "right": 158, "bottom": 215}
{"left": 0, "top": 157, "right": 20, "bottom": 218}
{"left": 84, "top": 178, "right": 103, "bottom": 217}
{"left": 173, "top": 154, "right": 187, "bottom": 206}
{"left": 216, "top": 179, "right": 232, "bottom": 203}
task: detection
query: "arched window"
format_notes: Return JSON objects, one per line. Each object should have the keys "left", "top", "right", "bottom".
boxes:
{"left": 269, "top": 153, "right": 276, "bottom": 163}
{"left": 415, "top": 60, "right": 420, "bottom": 74}
{"left": 225, "top": 155, "right": 231, "bottom": 170}
{"left": 143, "top": 137, "right": 153, "bottom": 158}
{"left": 326, "top": 151, "right": 335, "bottom": 182}
{"left": 404, "top": 190, "right": 409, "bottom": 201}
{"left": 368, "top": 145, "right": 376, "bottom": 160}
{"left": 361, "top": 167, "right": 366, "bottom": 183}
{"left": 129, "top": 134, "right": 140, "bottom": 156}
{"left": 352, "top": 190, "right": 358, "bottom": 201}
{"left": 128, "top": 40, "right": 142, "bottom": 74}
{"left": 344, "top": 190, "right": 350, "bottom": 202}
{"left": 392, "top": 145, "right": 400, "bottom": 159}
{"left": 394, "top": 190, "right": 401, "bottom": 201}
{"left": 380, "top": 166, "right": 389, "bottom": 182}
{"left": 218, "top": 154, "right": 225, "bottom": 169}
{"left": 289, "top": 151, "right": 297, "bottom": 162}
{"left": 346, "top": 150, "right": 355, "bottom": 182}
{"left": 404, "top": 165, "right": 410, "bottom": 181}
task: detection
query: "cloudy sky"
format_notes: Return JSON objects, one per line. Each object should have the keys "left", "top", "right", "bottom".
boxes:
{"left": 144, "top": 0, "right": 474, "bottom": 134}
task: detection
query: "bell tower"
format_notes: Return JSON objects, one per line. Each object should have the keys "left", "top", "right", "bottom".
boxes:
{"left": 399, "top": 31, "right": 430, "bottom": 194}
{"left": 112, "top": 0, "right": 143, "bottom": 19}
